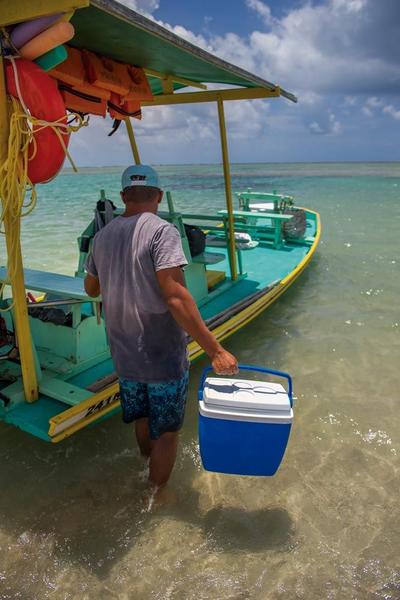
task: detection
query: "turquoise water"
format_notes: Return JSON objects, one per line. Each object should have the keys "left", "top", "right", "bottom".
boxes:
{"left": 0, "top": 163, "right": 399, "bottom": 599}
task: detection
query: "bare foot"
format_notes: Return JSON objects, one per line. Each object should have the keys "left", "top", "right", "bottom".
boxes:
{"left": 142, "top": 483, "right": 178, "bottom": 512}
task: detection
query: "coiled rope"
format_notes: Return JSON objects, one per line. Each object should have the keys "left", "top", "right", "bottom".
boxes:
{"left": 0, "top": 56, "right": 88, "bottom": 311}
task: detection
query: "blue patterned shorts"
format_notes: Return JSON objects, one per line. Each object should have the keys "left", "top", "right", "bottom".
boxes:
{"left": 119, "top": 371, "right": 189, "bottom": 440}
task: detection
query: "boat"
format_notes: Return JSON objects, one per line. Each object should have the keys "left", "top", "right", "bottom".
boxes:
{"left": 0, "top": 0, "right": 321, "bottom": 442}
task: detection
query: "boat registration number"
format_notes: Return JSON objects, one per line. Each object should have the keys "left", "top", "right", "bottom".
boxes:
{"left": 85, "top": 392, "right": 120, "bottom": 418}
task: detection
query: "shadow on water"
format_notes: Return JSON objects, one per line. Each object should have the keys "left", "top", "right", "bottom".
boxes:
{"left": 0, "top": 416, "right": 296, "bottom": 582}
{"left": 202, "top": 505, "right": 294, "bottom": 553}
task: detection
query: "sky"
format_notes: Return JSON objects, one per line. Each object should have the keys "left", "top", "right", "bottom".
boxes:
{"left": 69, "top": 0, "right": 400, "bottom": 165}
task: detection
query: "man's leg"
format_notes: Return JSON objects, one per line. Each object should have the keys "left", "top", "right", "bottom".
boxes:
{"left": 135, "top": 417, "right": 152, "bottom": 457}
{"left": 147, "top": 371, "right": 189, "bottom": 487}
{"left": 149, "top": 431, "right": 179, "bottom": 487}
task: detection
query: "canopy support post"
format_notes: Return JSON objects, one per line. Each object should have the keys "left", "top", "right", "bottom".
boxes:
{"left": 125, "top": 118, "right": 141, "bottom": 165}
{"left": 0, "top": 56, "right": 38, "bottom": 402}
{"left": 217, "top": 97, "right": 237, "bottom": 281}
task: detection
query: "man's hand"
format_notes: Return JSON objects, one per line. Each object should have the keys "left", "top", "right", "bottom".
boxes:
{"left": 210, "top": 347, "right": 239, "bottom": 376}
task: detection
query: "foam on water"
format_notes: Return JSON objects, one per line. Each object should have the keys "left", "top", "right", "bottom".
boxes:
{"left": 0, "top": 162, "right": 399, "bottom": 599}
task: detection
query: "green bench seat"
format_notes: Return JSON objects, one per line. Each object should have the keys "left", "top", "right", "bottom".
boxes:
{"left": 0, "top": 267, "right": 90, "bottom": 301}
{"left": 236, "top": 191, "right": 294, "bottom": 212}
{"left": 217, "top": 210, "right": 293, "bottom": 248}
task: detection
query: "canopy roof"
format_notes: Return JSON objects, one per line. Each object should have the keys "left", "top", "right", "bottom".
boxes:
{"left": 67, "top": 0, "right": 297, "bottom": 101}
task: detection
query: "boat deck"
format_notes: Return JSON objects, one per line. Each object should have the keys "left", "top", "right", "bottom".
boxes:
{"left": 199, "top": 236, "right": 314, "bottom": 321}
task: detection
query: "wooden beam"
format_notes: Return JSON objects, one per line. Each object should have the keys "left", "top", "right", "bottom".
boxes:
{"left": 161, "top": 77, "right": 174, "bottom": 95}
{"left": 0, "top": 0, "right": 89, "bottom": 27}
{"left": 144, "top": 67, "right": 207, "bottom": 91}
{"left": 142, "top": 86, "right": 280, "bottom": 107}
{"left": 124, "top": 118, "right": 140, "bottom": 165}
{"left": 217, "top": 98, "right": 237, "bottom": 281}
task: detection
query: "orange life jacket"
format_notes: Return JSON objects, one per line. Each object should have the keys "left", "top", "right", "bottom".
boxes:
{"left": 82, "top": 50, "right": 132, "bottom": 96}
{"left": 50, "top": 46, "right": 110, "bottom": 100}
{"left": 124, "top": 66, "right": 153, "bottom": 102}
{"left": 108, "top": 92, "right": 142, "bottom": 121}
{"left": 60, "top": 86, "right": 107, "bottom": 117}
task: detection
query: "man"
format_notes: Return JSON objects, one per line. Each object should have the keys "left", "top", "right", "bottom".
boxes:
{"left": 85, "top": 165, "right": 238, "bottom": 488}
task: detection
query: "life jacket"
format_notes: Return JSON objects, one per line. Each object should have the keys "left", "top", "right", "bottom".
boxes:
{"left": 108, "top": 92, "right": 142, "bottom": 121}
{"left": 50, "top": 46, "right": 111, "bottom": 116}
{"left": 60, "top": 85, "right": 107, "bottom": 117}
{"left": 50, "top": 46, "right": 110, "bottom": 101}
{"left": 50, "top": 47, "right": 151, "bottom": 119}
{"left": 124, "top": 66, "right": 153, "bottom": 102}
{"left": 50, "top": 45, "right": 87, "bottom": 87}
{"left": 82, "top": 50, "right": 132, "bottom": 96}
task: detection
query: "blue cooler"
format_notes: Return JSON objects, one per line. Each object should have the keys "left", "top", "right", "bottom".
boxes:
{"left": 198, "top": 365, "right": 293, "bottom": 476}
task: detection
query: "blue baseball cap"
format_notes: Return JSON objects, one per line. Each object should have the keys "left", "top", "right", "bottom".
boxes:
{"left": 121, "top": 164, "right": 160, "bottom": 190}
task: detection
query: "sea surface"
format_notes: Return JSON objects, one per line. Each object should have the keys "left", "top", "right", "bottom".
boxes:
{"left": 0, "top": 162, "right": 399, "bottom": 599}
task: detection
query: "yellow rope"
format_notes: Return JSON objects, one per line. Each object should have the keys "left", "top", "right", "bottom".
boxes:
{"left": 0, "top": 95, "right": 88, "bottom": 312}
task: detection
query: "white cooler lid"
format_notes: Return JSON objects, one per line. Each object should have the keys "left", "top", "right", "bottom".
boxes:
{"left": 203, "top": 377, "right": 291, "bottom": 414}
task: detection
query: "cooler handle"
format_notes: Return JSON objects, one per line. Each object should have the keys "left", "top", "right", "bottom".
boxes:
{"left": 198, "top": 364, "right": 293, "bottom": 407}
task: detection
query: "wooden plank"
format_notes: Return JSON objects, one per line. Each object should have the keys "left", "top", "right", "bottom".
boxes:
{"left": 0, "top": 0, "right": 89, "bottom": 27}
{"left": 237, "top": 192, "right": 281, "bottom": 200}
{"left": 40, "top": 377, "right": 93, "bottom": 406}
{"left": 142, "top": 87, "right": 280, "bottom": 106}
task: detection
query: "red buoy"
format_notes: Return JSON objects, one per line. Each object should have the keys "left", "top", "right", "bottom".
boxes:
{"left": 5, "top": 58, "right": 69, "bottom": 184}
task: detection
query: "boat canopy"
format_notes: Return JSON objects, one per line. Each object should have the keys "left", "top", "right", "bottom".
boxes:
{"left": 2, "top": 0, "right": 296, "bottom": 101}
{"left": 73, "top": 0, "right": 297, "bottom": 101}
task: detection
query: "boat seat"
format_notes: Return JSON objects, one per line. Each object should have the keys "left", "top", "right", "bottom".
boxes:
{"left": 236, "top": 191, "right": 293, "bottom": 212}
{"left": 248, "top": 202, "right": 275, "bottom": 211}
{"left": 206, "top": 270, "right": 226, "bottom": 290}
{"left": 0, "top": 267, "right": 90, "bottom": 300}
{"left": 218, "top": 209, "right": 293, "bottom": 249}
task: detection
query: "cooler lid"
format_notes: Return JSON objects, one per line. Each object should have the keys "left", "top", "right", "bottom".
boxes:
{"left": 203, "top": 377, "right": 291, "bottom": 414}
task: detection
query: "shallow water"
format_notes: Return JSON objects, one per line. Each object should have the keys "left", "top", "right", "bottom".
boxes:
{"left": 0, "top": 163, "right": 399, "bottom": 599}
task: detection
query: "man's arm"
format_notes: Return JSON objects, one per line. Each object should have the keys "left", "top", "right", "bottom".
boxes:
{"left": 156, "top": 267, "right": 238, "bottom": 375}
{"left": 84, "top": 273, "right": 100, "bottom": 298}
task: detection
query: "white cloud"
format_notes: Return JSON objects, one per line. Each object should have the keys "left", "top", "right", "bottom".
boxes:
{"left": 69, "top": 0, "right": 400, "bottom": 164}
{"left": 308, "top": 112, "right": 342, "bottom": 135}
{"left": 329, "top": 112, "right": 342, "bottom": 134}
{"left": 361, "top": 97, "right": 400, "bottom": 121}
{"left": 301, "top": 92, "right": 323, "bottom": 106}
{"left": 331, "top": 0, "right": 366, "bottom": 13}
{"left": 383, "top": 104, "right": 400, "bottom": 120}
{"left": 362, "top": 106, "right": 373, "bottom": 117}
{"left": 309, "top": 121, "right": 324, "bottom": 134}
{"left": 246, "top": 0, "right": 276, "bottom": 27}
{"left": 366, "top": 97, "right": 384, "bottom": 108}
{"left": 343, "top": 96, "right": 357, "bottom": 107}
{"left": 203, "top": 0, "right": 400, "bottom": 97}
{"left": 118, "top": 0, "right": 159, "bottom": 15}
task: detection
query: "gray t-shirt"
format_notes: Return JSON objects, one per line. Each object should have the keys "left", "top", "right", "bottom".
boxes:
{"left": 86, "top": 212, "right": 189, "bottom": 383}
